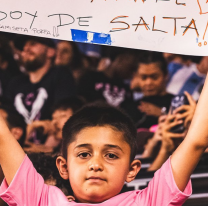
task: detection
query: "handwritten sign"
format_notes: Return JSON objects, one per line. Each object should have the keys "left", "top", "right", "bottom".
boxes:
{"left": 0, "top": 0, "right": 208, "bottom": 55}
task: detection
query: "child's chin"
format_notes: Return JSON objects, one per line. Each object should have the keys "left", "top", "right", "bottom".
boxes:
{"left": 81, "top": 192, "right": 110, "bottom": 203}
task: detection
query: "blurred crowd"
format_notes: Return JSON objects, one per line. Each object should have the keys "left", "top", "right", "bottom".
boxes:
{"left": 0, "top": 31, "right": 208, "bottom": 202}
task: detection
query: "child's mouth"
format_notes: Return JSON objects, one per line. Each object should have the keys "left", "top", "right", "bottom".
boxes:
{"left": 86, "top": 176, "right": 106, "bottom": 183}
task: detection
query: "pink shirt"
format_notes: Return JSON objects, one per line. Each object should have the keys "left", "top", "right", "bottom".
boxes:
{"left": 0, "top": 155, "right": 192, "bottom": 206}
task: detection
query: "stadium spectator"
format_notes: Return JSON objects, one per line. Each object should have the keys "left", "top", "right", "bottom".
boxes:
{"left": 77, "top": 73, "right": 132, "bottom": 106}
{"left": 5, "top": 36, "right": 76, "bottom": 143}
{"left": 0, "top": 34, "right": 21, "bottom": 103}
{"left": 77, "top": 53, "right": 138, "bottom": 107}
{"left": 166, "top": 54, "right": 205, "bottom": 100}
{"left": 76, "top": 42, "right": 101, "bottom": 70}
{"left": 55, "top": 41, "right": 86, "bottom": 81}
{"left": 104, "top": 53, "right": 138, "bottom": 81}
{"left": 25, "top": 97, "right": 84, "bottom": 153}
{"left": 121, "top": 52, "right": 174, "bottom": 129}
{"left": 197, "top": 56, "right": 208, "bottom": 74}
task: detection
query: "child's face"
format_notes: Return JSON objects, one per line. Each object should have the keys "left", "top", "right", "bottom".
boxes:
{"left": 57, "top": 126, "right": 141, "bottom": 203}
{"left": 133, "top": 63, "right": 166, "bottom": 96}
{"left": 52, "top": 109, "right": 73, "bottom": 139}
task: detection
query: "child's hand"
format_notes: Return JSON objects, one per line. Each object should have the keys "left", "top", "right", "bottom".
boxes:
{"left": 153, "top": 115, "right": 167, "bottom": 142}
{"left": 27, "top": 120, "right": 55, "bottom": 137}
{"left": 147, "top": 114, "right": 185, "bottom": 171}
{"left": 174, "top": 92, "right": 196, "bottom": 128}
{"left": 173, "top": 91, "right": 196, "bottom": 128}
{"left": 161, "top": 115, "right": 185, "bottom": 153}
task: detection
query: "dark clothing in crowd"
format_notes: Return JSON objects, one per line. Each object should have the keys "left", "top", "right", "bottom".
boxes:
{"left": 6, "top": 67, "right": 75, "bottom": 123}
{"left": 0, "top": 70, "right": 10, "bottom": 98}
{"left": 5, "top": 67, "right": 75, "bottom": 143}
{"left": 121, "top": 93, "right": 174, "bottom": 129}
{"left": 77, "top": 71, "right": 133, "bottom": 106}
{"left": 0, "top": 66, "right": 21, "bottom": 102}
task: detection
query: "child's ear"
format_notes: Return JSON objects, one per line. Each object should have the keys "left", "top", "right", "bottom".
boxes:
{"left": 56, "top": 156, "right": 69, "bottom": 180}
{"left": 125, "top": 159, "right": 141, "bottom": 183}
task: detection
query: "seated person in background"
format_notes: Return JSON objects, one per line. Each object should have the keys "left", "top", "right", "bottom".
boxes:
{"left": 77, "top": 62, "right": 135, "bottom": 107}
{"left": 145, "top": 91, "right": 197, "bottom": 171}
{"left": 6, "top": 35, "right": 76, "bottom": 144}
{"left": 0, "top": 35, "right": 21, "bottom": 104}
{"left": 166, "top": 54, "right": 205, "bottom": 100}
{"left": 103, "top": 53, "right": 139, "bottom": 84}
{"left": 25, "top": 97, "right": 84, "bottom": 153}
{"left": 55, "top": 41, "right": 86, "bottom": 82}
{"left": 121, "top": 52, "right": 174, "bottom": 129}
{"left": 163, "top": 53, "right": 192, "bottom": 79}
{"left": 75, "top": 42, "right": 102, "bottom": 71}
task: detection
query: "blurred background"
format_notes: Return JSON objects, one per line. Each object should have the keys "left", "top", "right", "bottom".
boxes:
{"left": 0, "top": 31, "right": 207, "bottom": 206}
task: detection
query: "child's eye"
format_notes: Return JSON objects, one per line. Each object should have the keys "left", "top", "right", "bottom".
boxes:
{"left": 78, "top": 152, "right": 91, "bottom": 159}
{"left": 105, "top": 153, "right": 118, "bottom": 159}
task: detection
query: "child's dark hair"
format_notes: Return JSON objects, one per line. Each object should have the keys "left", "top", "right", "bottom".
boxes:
{"left": 138, "top": 52, "right": 168, "bottom": 76}
{"left": 62, "top": 104, "right": 138, "bottom": 162}
{"left": 52, "top": 97, "right": 85, "bottom": 114}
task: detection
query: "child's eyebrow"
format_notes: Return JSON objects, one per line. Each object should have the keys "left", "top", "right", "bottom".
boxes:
{"left": 74, "top": 144, "right": 92, "bottom": 149}
{"left": 74, "top": 144, "right": 124, "bottom": 153}
{"left": 103, "top": 144, "right": 124, "bottom": 153}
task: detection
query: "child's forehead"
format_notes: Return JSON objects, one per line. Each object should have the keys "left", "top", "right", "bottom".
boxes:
{"left": 70, "top": 126, "right": 127, "bottom": 147}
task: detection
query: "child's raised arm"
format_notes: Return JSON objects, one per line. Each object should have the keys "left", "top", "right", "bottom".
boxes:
{"left": 0, "top": 114, "right": 25, "bottom": 185}
{"left": 171, "top": 73, "right": 208, "bottom": 191}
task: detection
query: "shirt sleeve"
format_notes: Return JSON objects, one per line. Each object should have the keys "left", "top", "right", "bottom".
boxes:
{"left": 137, "top": 157, "right": 192, "bottom": 206}
{"left": 0, "top": 155, "right": 48, "bottom": 206}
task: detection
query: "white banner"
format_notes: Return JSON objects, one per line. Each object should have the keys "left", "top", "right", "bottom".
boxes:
{"left": 0, "top": 0, "right": 208, "bottom": 55}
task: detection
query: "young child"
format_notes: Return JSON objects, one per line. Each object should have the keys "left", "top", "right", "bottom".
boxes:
{"left": 25, "top": 97, "right": 84, "bottom": 153}
{"left": 1, "top": 71, "right": 208, "bottom": 205}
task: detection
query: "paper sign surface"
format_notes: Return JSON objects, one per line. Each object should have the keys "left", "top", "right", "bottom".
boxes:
{"left": 0, "top": 0, "right": 208, "bottom": 55}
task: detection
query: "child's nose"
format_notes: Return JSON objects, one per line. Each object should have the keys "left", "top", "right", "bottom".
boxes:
{"left": 88, "top": 157, "right": 104, "bottom": 171}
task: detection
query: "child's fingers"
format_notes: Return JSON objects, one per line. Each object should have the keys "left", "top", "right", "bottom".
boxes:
{"left": 170, "top": 133, "right": 186, "bottom": 138}
{"left": 166, "top": 114, "right": 177, "bottom": 123}
{"left": 166, "top": 119, "right": 183, "bottom": 130}
{"left": 175, "top": 111, "right": 189, "bottom": 120}
{"left": 173, "top": 105, "right": 190, "bottom": 114}
{"left": 158, "top": 115, "right": 167, "bottom": 123}
{"left": 184, "top": 91, "right": 196, "bottom": 106}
